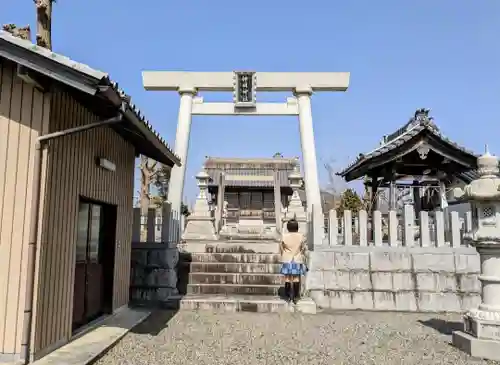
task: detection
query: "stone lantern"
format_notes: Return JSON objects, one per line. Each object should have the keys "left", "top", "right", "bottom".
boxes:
{"left": 289, "top": 166, "right": 303, "bottom": 195}
{"left": 182, "top": 169, "right": 217, "bottom": 241}
{"left": 283, "top": 165, "right": 307, "bottom": 233}
{"left": 452, "top": 149, "right": 500, "bottom": 361}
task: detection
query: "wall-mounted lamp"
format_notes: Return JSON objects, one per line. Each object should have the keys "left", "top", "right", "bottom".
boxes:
{"left": 96, "top": 157, "right": 116, "bottom": 172}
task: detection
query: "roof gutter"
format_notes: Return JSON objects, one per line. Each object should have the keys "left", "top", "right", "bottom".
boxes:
{"left": 20, "top": 109, "right": 125, "bottom": 364}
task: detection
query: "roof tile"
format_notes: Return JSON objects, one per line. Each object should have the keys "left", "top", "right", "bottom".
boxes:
{"left": 338, "top": 108, "right": 478, "bottom": 177}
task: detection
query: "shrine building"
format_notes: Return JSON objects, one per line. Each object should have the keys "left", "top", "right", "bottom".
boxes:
{"left": 203, "top": 155, "right": 303, "bottom": 238}
{"left": 337, "top": 108, "right": 479, "bottom": 217}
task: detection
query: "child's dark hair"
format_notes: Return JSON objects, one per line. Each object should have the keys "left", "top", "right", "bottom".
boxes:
{"left": 287, "top": 219, "right": 299, "bottom": 232}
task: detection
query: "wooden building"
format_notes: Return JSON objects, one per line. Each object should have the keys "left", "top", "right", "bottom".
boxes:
{"left": 204, "top": 156, "right": 301, "bottom": 226}
{"left": 337, "top": 108, "right": 478, "bottom": 215}
{"left": 0, "top": 31, "right": 180, "bottom": 363}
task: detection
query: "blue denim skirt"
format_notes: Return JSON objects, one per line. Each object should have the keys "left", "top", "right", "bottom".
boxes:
{"left": 280, "top": 261, "right": 307, "bottom": 276}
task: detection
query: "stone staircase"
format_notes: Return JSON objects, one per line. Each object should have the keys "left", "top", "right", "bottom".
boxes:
{"left": 176, "top": 241, "right": 316, "bottom": 313}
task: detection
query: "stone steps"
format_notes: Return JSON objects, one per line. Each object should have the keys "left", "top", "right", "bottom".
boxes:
{"left": 178, "top": 294, "right": 316, "bottom": 313}
{"left": 180, "top": 262, "right": 282, "bottom": 274}
{"left": 187, "top": 283, "right": 282, "bottom": 296}
{"left": 179, "top": 241, "right": 281, "bottom": 254}
{"left": 188, "top": 272, "right": 283, "bottom": 285}
{"left": 181, "top": 252, "right": 281, "bottom": 263}
{"left": 177, "top": 244, "right": 316, "bottom": 314}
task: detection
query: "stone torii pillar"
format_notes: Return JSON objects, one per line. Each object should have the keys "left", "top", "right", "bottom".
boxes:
{"left": 142, "top": 71, "right": 350, "bottom": 239}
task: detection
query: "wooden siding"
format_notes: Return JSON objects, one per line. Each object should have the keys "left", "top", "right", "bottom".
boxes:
{"left": 31, "top": 89, "right": 135, "bottom": 357}
{"left": 0, "top": 61, "right": 51, "bottom": 356}
{"left": 0, "top": 59, "right": 136, "bottom": 359}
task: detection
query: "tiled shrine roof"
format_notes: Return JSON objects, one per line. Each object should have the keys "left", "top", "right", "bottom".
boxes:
{"left": 0, "top": 30, "right": 180, "bottom": 166}
{"left": 204, "top": 157, "right": 300, "bottom": 188}
{"left": 337, "top": 108, "right": 478, "bottom": 181}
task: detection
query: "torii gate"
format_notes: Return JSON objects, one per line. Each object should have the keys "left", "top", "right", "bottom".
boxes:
{"left": 142, "top": 71, "right": 350, "bottom": 238}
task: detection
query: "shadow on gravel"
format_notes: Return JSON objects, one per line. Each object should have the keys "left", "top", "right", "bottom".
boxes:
{"left": 418, "top": 318, "right": 463, "bottom": 335}
{"left": 131, "top": 310, "right": 178, "bottom": 336}
{"left": 128, "top": 248, "right": 192, "bottom": 336}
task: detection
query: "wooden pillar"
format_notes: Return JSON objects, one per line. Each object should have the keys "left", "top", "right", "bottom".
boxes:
{"left": 412, "top": 180, "right": 422, "bottom": 217}
{"left": 388, "top": 180, "right": 395, "bottom": 210}
{"left": 274, "top": 169, "right": 282, "bottom": 234}
{"left": 215, "top": 172, "right": 225, "bottom": 233}
{"left": 161, "top": 202, "right": 172, "bottom": 243}
{"left": 388, "top": 168, "right": 398, "bottom": 211}
{"left": 438, "top": 179, "right": 447, "bottom": 211}
{"left": 370, "top": 175, "right": 379, "bottom": 213}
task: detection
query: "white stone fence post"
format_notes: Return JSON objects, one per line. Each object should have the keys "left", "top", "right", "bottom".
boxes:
{"left": 323, "top": 206, "right": 471, "bottom": 247}
{"left": 132, "top": 202, "right": 187, "bottom": 244}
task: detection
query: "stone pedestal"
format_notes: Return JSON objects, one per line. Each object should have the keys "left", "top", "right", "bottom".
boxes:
{"left": 182, "top": 170, "right": 217, "bottom": 240}
{"left": 452, "top": 150, "right": 500, "bottom": 361}
{"left": 219, "top": 217, "right": 279, "bottom": 241}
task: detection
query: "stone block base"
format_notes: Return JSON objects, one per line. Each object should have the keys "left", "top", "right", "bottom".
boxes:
{"left": 452, "top": 330, "right": 500, "bottom": 361}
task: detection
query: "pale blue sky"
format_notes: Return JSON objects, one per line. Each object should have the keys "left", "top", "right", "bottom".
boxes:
{"left": 4, "top": 1, "right": 500, "bottom": 203}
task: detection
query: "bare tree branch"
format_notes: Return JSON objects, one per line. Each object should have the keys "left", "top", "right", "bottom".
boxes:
{"left": 321, "top": 158, "right": 348, "bottom": 212}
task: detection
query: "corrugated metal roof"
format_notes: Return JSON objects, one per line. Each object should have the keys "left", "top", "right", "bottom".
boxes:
{"left": 0, "top": 30, "right": 107, "bottom": 78}
{"left": 338, "top": 108, "right": 478, "bottom": 178}
{"left": 0, "top": 30, "right": 180, "bottom": 166}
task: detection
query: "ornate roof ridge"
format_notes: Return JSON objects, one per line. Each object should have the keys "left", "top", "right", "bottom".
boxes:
{"left": 205, "top": 156, "right": 299, "bottom": 163}
{"left": 337, "top": 108, "right": 478, "bottom": 177}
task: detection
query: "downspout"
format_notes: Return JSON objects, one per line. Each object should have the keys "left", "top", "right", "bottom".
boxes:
{"left": 20, "top": 112, "right": 124, "bottom": 364}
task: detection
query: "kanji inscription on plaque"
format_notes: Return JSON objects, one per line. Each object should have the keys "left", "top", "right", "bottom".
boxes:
{"left": 233, "top": 71, "right": 256, "bottom": 108}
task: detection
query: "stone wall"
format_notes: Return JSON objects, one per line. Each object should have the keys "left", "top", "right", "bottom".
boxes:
{"left": 129, "top": 242, "right": 179, "bottom": 306}
{"left": 307, "top": 246, "right": 481, "bottom": 312}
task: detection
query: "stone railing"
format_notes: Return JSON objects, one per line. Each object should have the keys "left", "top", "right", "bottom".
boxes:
{"left": 305, "top": 205, "right": 481, "bottom": 312}
{"left": 322, "top": 206, "right": 472, "bottom": 247}
{"left": 131, "top": 203, "right": 186, "bottom": 244}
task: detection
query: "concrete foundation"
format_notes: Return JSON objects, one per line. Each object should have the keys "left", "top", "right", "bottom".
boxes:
{"left": 452, "top": 331, "right": 500, "bottom": 361}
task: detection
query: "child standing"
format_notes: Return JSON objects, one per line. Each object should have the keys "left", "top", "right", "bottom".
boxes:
{"left": 279, "top": 219, "right": 308, "bottom": 304}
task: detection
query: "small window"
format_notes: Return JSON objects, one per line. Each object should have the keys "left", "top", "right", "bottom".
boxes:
{"left": 88, "top": 205, "right": 102, "bottom": 262}
{"left": 75, "top": 201, "right": 104, "bottom": 263}
{"left": 76, "top": 204, "right": 90, "bottom": 263}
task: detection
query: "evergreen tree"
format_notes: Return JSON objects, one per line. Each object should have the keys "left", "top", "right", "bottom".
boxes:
{"left": 337, "top": 188, "right": 363, "bottom": 215}
{"left": 181, "top": 203, "right": 190, "bottom": 217}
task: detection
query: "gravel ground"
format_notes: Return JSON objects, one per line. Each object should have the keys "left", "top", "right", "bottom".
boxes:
{"left": 96, "top": 310, "right": 500, "bottom": 365}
